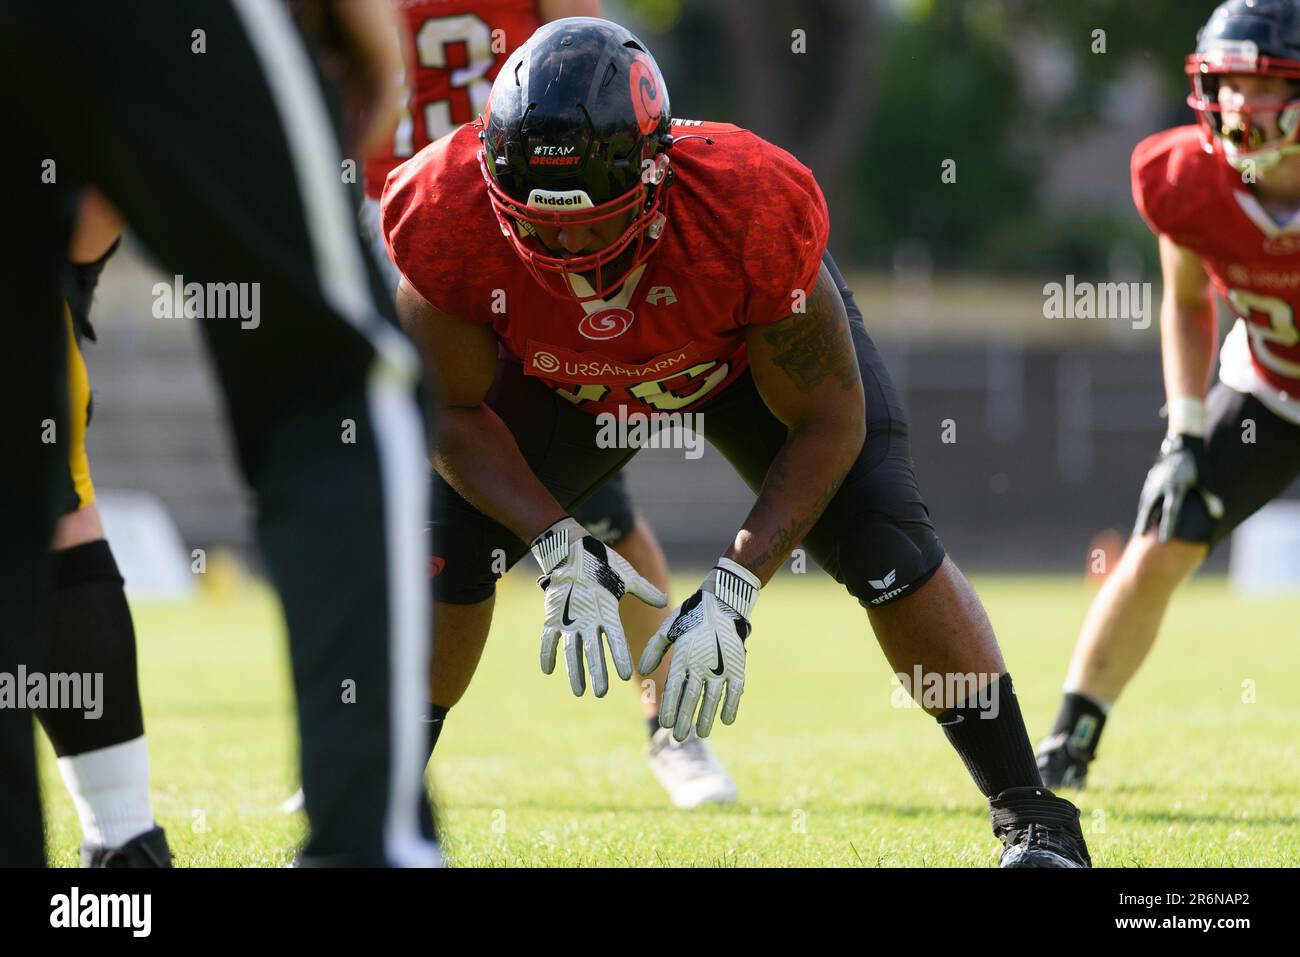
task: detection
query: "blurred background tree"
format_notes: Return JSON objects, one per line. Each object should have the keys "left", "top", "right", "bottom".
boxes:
{"left": 612, "top": 0, "right": 1221, "bottom": 277}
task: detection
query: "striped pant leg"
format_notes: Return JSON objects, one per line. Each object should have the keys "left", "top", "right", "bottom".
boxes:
{"left": 0, "top": 0, "right": 437, "bottom": 865}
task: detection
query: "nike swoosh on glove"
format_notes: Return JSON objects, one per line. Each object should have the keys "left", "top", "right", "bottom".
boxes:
{"left": 1134, "top": 433, "right": 1225, "bottom": 543}
{"left": 531, "top": 517, "right": 667, "bottom": 697}
{"left": 639, "top": 557, "right": 759, "bottom": 742}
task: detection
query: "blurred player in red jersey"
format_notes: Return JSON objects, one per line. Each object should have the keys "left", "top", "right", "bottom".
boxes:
{"left": 1039, "top": 0, "right": 1300, "bottom": 789}
{"left": 384, "top": 17, "right": 1091, "bottom": 865}
{"left": 359, "top": 0, "right": 737, "bottom": 809}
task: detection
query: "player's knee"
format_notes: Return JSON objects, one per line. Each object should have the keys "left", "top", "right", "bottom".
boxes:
{"left": 839, "top": 518, "right": 945, "bottom": 609}
{"left": 426, "top": 520, "right": 508, "bottom": 605}
{"left": 430, "top": 597, "right": 495, "bottom": 707}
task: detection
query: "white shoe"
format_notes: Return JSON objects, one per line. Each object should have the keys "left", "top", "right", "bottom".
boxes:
{"left": 646, "top": 727, "right": 738, "bottom": 809}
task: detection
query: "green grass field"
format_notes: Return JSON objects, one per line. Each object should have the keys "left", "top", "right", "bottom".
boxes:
{"left": 36, "top": 572, "right": 1300, "bottom": 867}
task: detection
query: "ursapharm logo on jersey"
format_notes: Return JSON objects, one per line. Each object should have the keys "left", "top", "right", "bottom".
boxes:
{"left": 524, "top": 340, "right": 700, "bottom": 384}
{"left": 1226, "top": 263, "right": 1300, "bottom": 288}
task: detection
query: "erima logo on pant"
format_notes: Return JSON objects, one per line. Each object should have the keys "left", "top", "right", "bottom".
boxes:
{"left": 868, "top": 569, "right": 907, "bottom": 604}
{"left": 869, "top": 569, "right": 898, "bottom": 590}
{"left": 50, "top": 887, "right": 151, "bottom": 937}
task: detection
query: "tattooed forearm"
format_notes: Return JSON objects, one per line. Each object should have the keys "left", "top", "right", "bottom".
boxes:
{"left": 759, "top": 267, "right": 859, "bottom": 394}
{"left": 739, "top": 475, "right": 842, "bottom": 578}
{"left": 725, "top": 427, "right": 848, "bottom": 585}
{"left": 733, "top": 262, "right": 866, "bottom": 586}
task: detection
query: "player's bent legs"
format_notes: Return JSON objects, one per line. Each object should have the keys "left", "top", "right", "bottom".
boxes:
{"left": 37, "top": 502, "right": 165, "bottom": 861}
{"left": 700, "top": 251, "right": 1050, "bottom": 811}
{"left": 1041, "top": 384, "right": 1300, "bottom": 782}
{"left": 1063, "top": 532, "right": 1206, "bottom": 703}
{"left": 429, "top": 473, "right": 675, "bottom": 716}
{"left": 865, "top": 556, "right": 1006, "bottom": 716}
{"left": 430, "top": 596, "right": 496, "bottom": 711}
{"left": 862, "top": 556, "right": 1050, "bottom": 802}
{"left": 550, "top": 485, "right": 736, "bottom": 806}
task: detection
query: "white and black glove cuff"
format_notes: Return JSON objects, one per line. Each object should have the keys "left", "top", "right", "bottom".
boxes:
{"left": 530, "top": 517, "right": 588, "bottom": 579}
{"left": 702, "top": 557, "right": 760, "bottom": 621}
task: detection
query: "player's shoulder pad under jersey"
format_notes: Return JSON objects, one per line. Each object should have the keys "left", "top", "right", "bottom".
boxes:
{"left": 381, "top": 122, "right": 510, "bottom": 322}
{"left": 1131, "top": 125, "right": 1230, "bottom": 246}
{"left": 668, "top": 120, "right": 829, "bottom": 324}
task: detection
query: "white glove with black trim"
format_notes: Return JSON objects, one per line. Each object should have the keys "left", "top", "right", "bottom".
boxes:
{"left": 531, "top": 517, "right": 667, "bottom": 697}
{"left": 1134, "top": 433, "right": 1225, "bottom": 543}
{"left": 639, "top": 557, "right": 759, "bottom": 742}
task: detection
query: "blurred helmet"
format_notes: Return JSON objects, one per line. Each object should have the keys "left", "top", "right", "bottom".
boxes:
{"left": 478, "top": 17, "right": 673, "bottom": 301}
{"left": 1187, "top": 0, "right": 1300, "bottom": 173}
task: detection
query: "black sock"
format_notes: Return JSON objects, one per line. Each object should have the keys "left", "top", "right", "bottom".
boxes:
{"left": 646, "top": 716, "right": 661, "bottom": 739}
{"left": 35, "top": 539, "right": 144, "bottom": 756}
{"left": 1048, "top": 692, "right": 1107, "bottom": 757}
{"left": 936, "top": 673, "right": 1042, "bottom": 798}
{"left": 425, "top": 703, "right": 450, "bottom": 759}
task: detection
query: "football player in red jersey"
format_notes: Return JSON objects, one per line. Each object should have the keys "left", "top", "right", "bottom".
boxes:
{"left": 360, "top": 0, "right": 737, "bottom": 809}
{"left": 1038, "top": 0, "right": 1300, "bottom": 789}
{"left": 385, "top": 17, "right": 1090, "bottom": 866}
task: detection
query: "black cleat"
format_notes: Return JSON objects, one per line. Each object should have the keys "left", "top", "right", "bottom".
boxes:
{"left": 991, "top": 786, "right": 1091, "bottom": 868}
{"left": 1036, "top": 732, "right": 1092, "bottom": 790}
{"left": 81, "top": 826, "right": 173, "bottom": 868}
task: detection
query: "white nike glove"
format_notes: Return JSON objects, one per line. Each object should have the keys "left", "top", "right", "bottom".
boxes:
{"left": 531, "top": 517, "right": 667, "bottom": 697}
{"left": 639, "top": 557, "right": 759, "bottom": 742}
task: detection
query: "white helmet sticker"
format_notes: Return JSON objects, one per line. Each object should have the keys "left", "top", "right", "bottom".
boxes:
{"left": 1205, "top": 39, "right": 1259, "bottom": 71}
{"left": 526, "top": 188, "right": 594, "bottom": 210}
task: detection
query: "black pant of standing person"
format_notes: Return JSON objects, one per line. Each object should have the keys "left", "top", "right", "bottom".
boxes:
{"left": 0, "top": 0, "right": 438, "bottom": 867}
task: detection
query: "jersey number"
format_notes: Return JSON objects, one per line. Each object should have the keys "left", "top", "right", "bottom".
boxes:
{"left": 553, "top": 361, "right": 731, "bottom": 411}
{"left": 393, "top": 14, "right": 495, "bottom": 158}
{"left": 1226, "top": 289, "right": 1300, "bottom": 379}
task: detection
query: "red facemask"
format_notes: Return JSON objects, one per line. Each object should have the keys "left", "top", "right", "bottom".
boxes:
{"left": 478, "top": 149, "right": 670, "bottom": 302}
{"left": 1186, "top": 47, "right": 1300, "bottom": 170}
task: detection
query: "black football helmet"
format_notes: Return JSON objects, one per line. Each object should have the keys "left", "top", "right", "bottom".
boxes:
{"left": 478, "top": 17, "right": 674, "bottom": 301}
{"left": 1187, "top": 0, "right": 1300, "bottom": 171}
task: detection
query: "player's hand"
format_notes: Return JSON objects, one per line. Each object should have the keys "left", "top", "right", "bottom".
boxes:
{"left": 1134, "top": 433, "right": 1224, "bottom": 543}
{"left": 639, "top": 558, "right": 759, "bottom": 742}
{"left": 531, "top": 517, "right": 667, "bottom": 697}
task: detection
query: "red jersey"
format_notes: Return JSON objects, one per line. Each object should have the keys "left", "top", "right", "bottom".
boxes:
{"left": 363, "top": 0, "right": 541, "bottom": 199}
{"left": 382, "top": 119, "right": 829, "bottom": 417}
{"left": 1133, "top": 126, "right": 1300, "bottom": 411}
